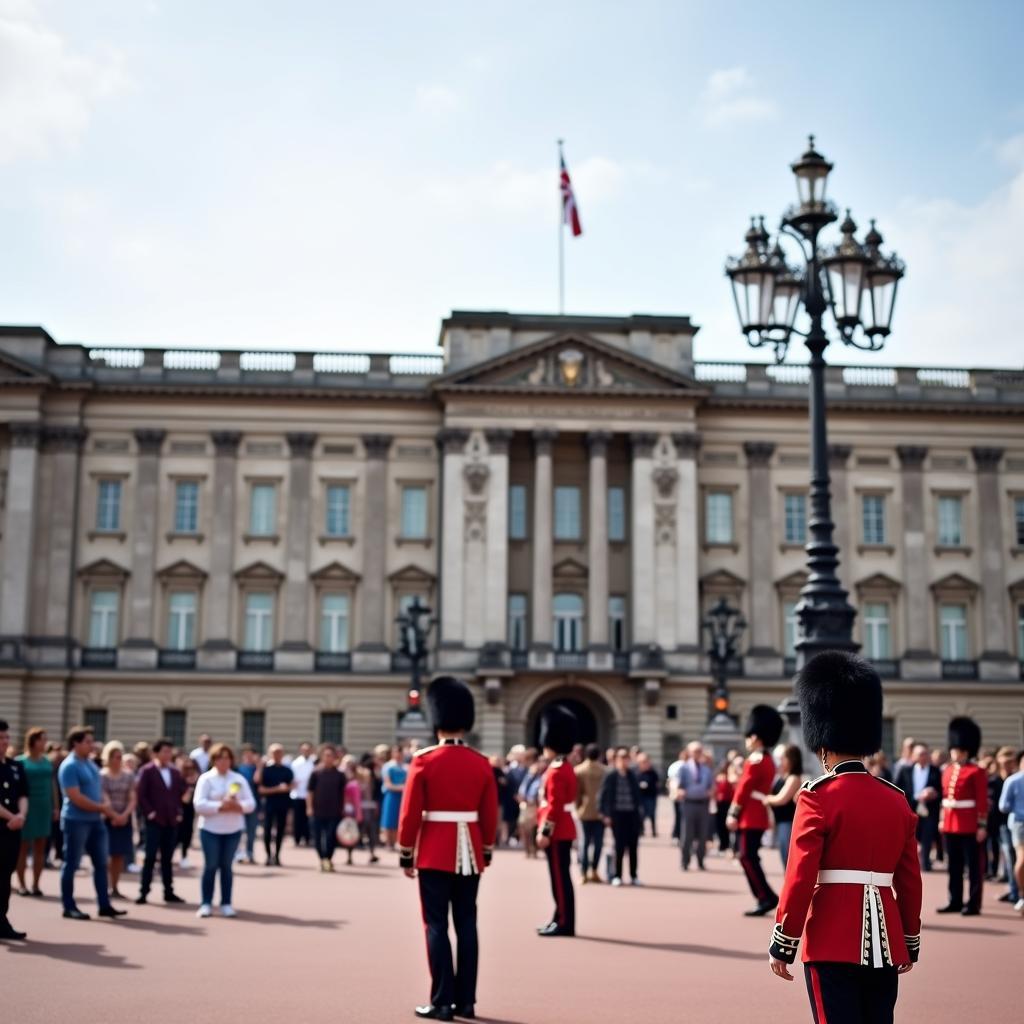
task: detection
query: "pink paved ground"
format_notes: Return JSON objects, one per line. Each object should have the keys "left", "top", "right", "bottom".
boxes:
{"left": 3, "top": 824, "right": 1018, "bottom": 1023}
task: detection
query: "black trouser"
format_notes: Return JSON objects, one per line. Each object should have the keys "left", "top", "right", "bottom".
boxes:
{"left": 544, "top": 839, "right": 575, "bottom": 932}
{"left": 611, "top": 811, "right": 639, "bottom": 881}
{"left": 140, "top": 822, "right": 178, "bottom": 898}
{"left": 418, "top": 869, "right": 481, "bottom": 1010}
{"left": 738, "top": 828, "right": 776, "bottom": 905}
{"left": 178, "top": 804, "right": 195, "bottom": 859}
{"left": 264, "top": 803, "right": 289, "bottom": 858}
{"left": 671, "top": 799, "right": 681, "bottom": 840}
{"left": 1, "top": 832, "right": 18, "bottom": 924}
{"left": 291, "top": 798, "right": 310, "bottom": 845}
{"left": 579, "top": 820, "right": 605, "bottom": 873}
{"left": 805, "top": 963, "right": 899, "bottom": 1024}
{"left": 715, "top": 803, "right": 731, "bottom": 852}
{"left": 313, "top": 816, "right": 340, "bottom": 861}
{"left": 945, "top": 832, "right": 983, "bottom": 910}
{"left": 915, "top": 814, "right": 938, "bottom": 871}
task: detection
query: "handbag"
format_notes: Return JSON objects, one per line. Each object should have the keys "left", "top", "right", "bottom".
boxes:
{"left": 336, "top": 816, "right": 360, "bottom": 848}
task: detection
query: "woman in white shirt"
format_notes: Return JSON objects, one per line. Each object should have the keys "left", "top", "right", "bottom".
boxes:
{"left": 193, "top": 743, "right": 256, "bottom": 918}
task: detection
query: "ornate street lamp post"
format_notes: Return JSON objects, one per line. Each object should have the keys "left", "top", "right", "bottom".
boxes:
{"left": 724, "top": 136, "right": 905, "bottom": 738}
{"left": 394, "top": 596, "right": 435, "bottom": 743}
{"left": 700, "top": 597, "right": 746, "bottom": 761}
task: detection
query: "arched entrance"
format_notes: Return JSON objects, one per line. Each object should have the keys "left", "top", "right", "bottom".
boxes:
{"left": 524, "top": 683, "right": 618, "bottom": 750}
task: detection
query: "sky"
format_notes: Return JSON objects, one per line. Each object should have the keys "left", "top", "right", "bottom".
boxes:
{"left": 0, "top": 0, "right": 1022, "bottom": 368}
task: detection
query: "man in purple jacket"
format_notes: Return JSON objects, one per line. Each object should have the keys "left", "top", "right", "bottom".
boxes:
{"left": 135, "top": 739, "right": 187, "bottom": 905}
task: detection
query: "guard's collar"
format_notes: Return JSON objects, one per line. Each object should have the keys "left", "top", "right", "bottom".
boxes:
{"left": 440, "top": 738, "right": 465, "bottom": 746}
{"left": 831, "top": 759, "right": 868, "bottom": 775}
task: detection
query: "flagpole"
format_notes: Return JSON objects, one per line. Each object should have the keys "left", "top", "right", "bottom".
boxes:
{"left": 558, "top": 138, "right": 565, "bottom": 315}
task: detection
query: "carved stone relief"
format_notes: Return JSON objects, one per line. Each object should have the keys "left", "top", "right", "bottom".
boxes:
{"left": 464, "top": 500, "right": 487, "bottom": 542}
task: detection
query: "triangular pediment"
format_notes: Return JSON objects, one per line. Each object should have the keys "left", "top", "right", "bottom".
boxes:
{"left": 310, "top": 560, "right": 361, "bottom": 583}
{"left": 77, "top": 558, "right": 130, "bottom": 580}
{"left": 855, "top": 572, "right": 901, "bottom": 592}
{"left": 0, "top": 349, "right": 51, "bottom": 386}
{"left": 432, "top": 332, "right": 702, "bottom": 395}
{"left": 700, "top": 568, "right": 746, "bottom": 591}
{"left": 553, "top": 557, "right": 588, "bottom": 580}
{"left": 388, "top": 563, "right": 436, "bottom": 584}
{"left": 929, "top": 572, "right": 978, "bottom": 594}
{"left": 234, "top": 560, "right": 284, "bottom": 582}
{"left": 157, "top": 559, "right": 208, "bottom": 581}
{"left": 774, "top": 570, "right": 809, "bottom": 591}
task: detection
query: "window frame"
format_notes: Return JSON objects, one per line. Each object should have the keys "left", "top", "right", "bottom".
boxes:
{"left": 173, "top": 479, "right": 200, "bottom": 534}
{"left": 242, "top": 590, "right": 276, "bottom": 652}
{"left": 247, "top": 481, "right": 279, "bottom": 538}
{"left": 96, "top": 478, "right": 123, "bottom": 533}
{"left": 318, "top": 591, "right": 352, "bottom": 653}
{"left": 165, "top": 589, "right": 198, "bottom": 651}
{"left": 936, "top": 494, "right": 964, "bottom": 548}
{"left": 938, "top": 602, "right": 969, "bottom": 660}
{"left": 507, "top": 593, "right": 528, "bottom": 651}
{"left": 703, "top": 489, "right": 735, "bottom": 546}
{"left": 861, "top": 493, "right": 887, "bottom": 546}
{"left": 862, "top": 601, "right": 892, "bottom": 660}
{"left": 607, "top": 486, "right": 627, "bottom": 543}
{"left": 608, "top": 595, "right": 627, "bottom": 652}
{"left": 324, "top": 483, "right": 352, "bottom": 539}
{"left": 552, "top": 592, "right": 585, "bottom": 652}
{"left": 508, "top": 484, "right": 528, "bottom": 541}
{"left": 87, "top": 588, "right": 120, "bottom": 649}
{"left": 162, "top": 709, "right": 187, "bottom": 749}
{"left": 399, "top": 483, "right": 430, "bottom": 541}
{"left": 782, "top": 492, "right": 807, "bottom": 546}
{"left": 241, "top": 710, "right": 266, "bottom": 751}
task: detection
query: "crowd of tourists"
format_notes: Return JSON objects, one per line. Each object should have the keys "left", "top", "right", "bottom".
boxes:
{"left": 1, "top": 714, "right": 1023, "bottom": 942}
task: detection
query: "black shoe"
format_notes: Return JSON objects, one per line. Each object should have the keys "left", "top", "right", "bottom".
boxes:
{"left": 936, "top": 904, "right": 964, "bottom": 914}
{"left": 0, "top": 922, "right": 27, "bottom": 940}
{"left": 97, "top": 906, "right": 127, "bottom": 918}
{"left": 744, "top": 899, "right": 778, "bottom": 917}
{"left": 266, "top": 856, "right": 275, "bottom": 866}
{"left": 164, "top": 893, "right": 186, "bottom": 904}
{"left": 537, "top": 922, "right": 574, "bottom": 937}
{"left": 134, "top": 894, "right": 148, "bottom": 905}
{"left": 414, "top": 1006, "right": 454, "bottom": 1021}
{"left": 961, "top": 907, "right": 981, "bottom": 916}
{"left": 998, "top": 892, "right": 1014, "bottom": 903}
{"left": 454, "top": 1006, "right": 475, "bottom": 1019}
{"left": 63, "top": 908, "right": 90, "bottom": 920}
{"left": 273, "top": 855, "right": 281, "bottom": 866}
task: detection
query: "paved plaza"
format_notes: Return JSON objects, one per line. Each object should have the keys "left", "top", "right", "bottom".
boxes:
{"left": 3, "top": 822, "right": 1018, "bottom": 1023}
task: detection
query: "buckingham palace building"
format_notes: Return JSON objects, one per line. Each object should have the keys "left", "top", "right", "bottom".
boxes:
{"left": 1, "top": 311, "right": 1023, "bottom": 761}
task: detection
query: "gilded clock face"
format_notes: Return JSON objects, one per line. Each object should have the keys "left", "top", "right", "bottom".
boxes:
{"left": 557, "top": 348, "right": 583, "bottom": 386}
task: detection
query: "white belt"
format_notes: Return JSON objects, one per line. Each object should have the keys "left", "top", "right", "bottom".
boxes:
{"left": 422, "top": 811, "right": 478, "bottom": 823}
{"left": 539, "top": 802, "right": 576, "bottom": 812}
{"left": 817, "top": 870, "right": 894, "bottom": 887}
{"left": 942, "top": 799, "right": 975, "bottom": 809}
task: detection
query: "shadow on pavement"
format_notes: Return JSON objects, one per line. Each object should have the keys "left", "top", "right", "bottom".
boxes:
{"left": 115, "top": 917, "right": 199, "bottom": 936}
{"left": 229, "top": 910, "right": 346, "bottom": 929}
{"left": 626, "top": 883, "right": 734, "bottom": 895}
{"left": 473, "top": 1016, "right": 531, "bottom": 1024}
{"left": 2, "top": 940, "right": 140, "bottom": 969}
{"left": 577, "top": 934, "right": 764, "bottom": 961}
{"left": 924, "top": 924, "right": 1011, "bottom": 936}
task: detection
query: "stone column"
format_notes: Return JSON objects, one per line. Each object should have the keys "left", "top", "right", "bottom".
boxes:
{"left": 479, "top": 678, "right": 507, "bottom": 756}
{"left": 897, "top": 446, "right": 938, "bottom": 678}
{"left": 199, "top": 431, "right": 241, "bottom": 669}
{"left": 356, "top": 434, "right": 393, "bottom": 664}
{"left": 530, "top": 429, "right": 556, "bottom": 656}
{"left": 743, "top": 441, "right": 780, "bottom": 674}
{"left": 121, "top": 428, "right": 166, "bottom": 668}
{"left": 0, "top": 423, "right": 42, "bottom": 663}
{"left": 437, "top": 429, "right": 469, "bottom": 654}
{"left": 278, "top": 432, "right": 317, "bottom": 670}
{"left": 630, "top": 433, "right": 657, "bottom": 647}
{"left": 673, "top": 432, "right": 701, "bottom": 671}
{"left": 637, "top": 680, "right": 663, "bottom": 759}
{"left": 829, "top": 445, "right": 853, "bottom": 589}
{"left": 586, "top": 431, "right": 611, "bottom": 650}
{"left": 973, "top": 447, "right": 1016, "bottom": 679}
{"left": 484, "top": 430, "right": 512, "bottom": 645}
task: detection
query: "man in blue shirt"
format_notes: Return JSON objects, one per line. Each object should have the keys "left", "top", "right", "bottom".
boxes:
{"left": 58, "top": 726, "right": 127, "bottom": 921}
{"left": 997, "top": 749, "right": 1024, "bottom": 914}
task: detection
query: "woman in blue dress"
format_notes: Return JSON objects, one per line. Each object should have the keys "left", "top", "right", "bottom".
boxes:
{"left": 379, "top": 745, "right": 407, "bottom": 849}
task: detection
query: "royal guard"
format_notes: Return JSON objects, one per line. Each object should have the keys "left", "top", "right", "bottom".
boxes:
{"left": 937, "top": 716, "right": 988, "bottom": 916}
{"left": 398, "top": 676, "right": 498, "bottom": 1022}
{"left": 535, "top": 704, "right": 579, "bottom": 937}
{"left": 768, "top": 652, "right": 922, "bottom": 1023}
{"left": 727, "top": 703, "right": 784, "bottom": 915}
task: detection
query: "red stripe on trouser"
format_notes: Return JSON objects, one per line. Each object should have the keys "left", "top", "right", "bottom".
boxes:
{"left": 809, "top": 966, "right": 828, "bottom": 1024}
{"left": 551, "top": 844, "right": 566, "bottom": 926}
{"left": 739, "top": 831, "right": 767, "bottom": 901}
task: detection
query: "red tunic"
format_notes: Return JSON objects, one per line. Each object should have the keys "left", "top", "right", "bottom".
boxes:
{"left": 397, "top": 740, "right": 498, "bottom": 873}
{"left": 729, "top": 750, "right": 776, "bottom": 830}
{"left": 537, "top": 759, "right": 578, "bottom": 841}
{"left": 769, "top": 760, "right": 922, "bottom": 968}
{"left": 939, "top": 761, "right": 988, "bottom": 834}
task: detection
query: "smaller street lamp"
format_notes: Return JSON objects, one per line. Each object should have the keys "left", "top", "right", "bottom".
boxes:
{"left": 700, "top": 597, "right": 747, "bottom": 761}
{"left": 394, "top": 596, "right": 435, "bottom": 743}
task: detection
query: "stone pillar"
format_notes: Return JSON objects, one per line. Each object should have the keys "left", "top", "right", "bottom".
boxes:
{"left": 530, "top": 429, "right": 556, "bottom": 656}
{"left": 586, "top": 431, "right": 611, "bottom": 649}
{"left": 484, "top": 430, "right": 512, "bottom": 645}
{"left": 0, "top": 423, "right": 42, "bottom": 663}
{"left": 121, "top": 428, "right": 166, "bottom": 667}
{"left": 199, "top": 431, "right": 241, "bottom": 669}
{"left": 630, "top": 433, "right": 657, "bottom": 647}
{"left": 673, "top": 433, "right": 701, "bottom": 671}
{"left": 479, "top": 678, "right": 507, "bottom": 756}
{"left": 356, "top": 434, "right": 393, "bottom": 665}
{"left": 637, "top": 680, "right": 663, "bottom": 760}
{"left": 743, "top": 441, "right": 780, "bottom": 674}
{"left": 438, "top": 429, "right": 469, "bottom": 651}
{"left": 278, "top": 432, "right": 317, "bottom": 670}
{"left": 829, "top": 445, "right": 853, "bottom": 589}
{"left": 973, "top": 447, "right": 1016, "bottom": 679}
{"left": 463, "top": 448, "right": 489, "bottom": 651}
{"left": 897, "top": 446, "right": 938, "bottom": 678}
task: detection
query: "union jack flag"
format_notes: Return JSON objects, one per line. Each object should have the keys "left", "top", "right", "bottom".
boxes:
{"left": 560, "top": 155, "right": 582, "bottom": 237}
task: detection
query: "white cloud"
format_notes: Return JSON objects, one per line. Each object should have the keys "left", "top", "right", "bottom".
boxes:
{"left": 0, "top": 2, "right": 126, "bottom": 162}
{"left": 698, "top": 66, "right": 776, "bottom": 128}
{"left": 414, "top": 83, "right": 461, "bottom": 116}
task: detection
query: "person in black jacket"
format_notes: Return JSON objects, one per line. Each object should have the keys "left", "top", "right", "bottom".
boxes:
{"left": 598, "top": 748, "right": 643, "bottom": 886}
{"left": 894, "top": 741, "right": 941, "bottom": 871}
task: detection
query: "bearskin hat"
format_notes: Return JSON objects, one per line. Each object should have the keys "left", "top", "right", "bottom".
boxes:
{"left": 744, "top": 704, "right": 784, "bottom": 747}
{"left": 947, "top": 716, "right": 981, "bottom": 759}
{"left": 539, "top": 704, "right": 578, "bottom": 755}
{"left": 427, "top": 675, "right": 475, "bottom": 734}
{"left": 796, "top": 650, "right": 882, "bottom": 756}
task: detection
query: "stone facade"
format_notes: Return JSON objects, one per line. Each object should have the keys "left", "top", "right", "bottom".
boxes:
{"left": 1, "top": 315, "right": 1023, "bottom": 760}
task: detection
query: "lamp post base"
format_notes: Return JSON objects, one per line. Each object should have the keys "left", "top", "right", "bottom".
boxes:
{"left": 395, "top": 706, "right": 430, "bottom": 747}
{"left": 701, "top": 712, "right": 744, "bottom": 765}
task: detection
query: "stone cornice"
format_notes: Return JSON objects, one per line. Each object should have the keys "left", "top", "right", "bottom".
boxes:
{"left": 743, "top": 441, "right": 775, "bottom": 466}
{"left": 361, "top": 433, "right": 394, "bottom": 459}
{"left": 286, "top": 432, "right": 318, "bottom": 458}
{"left": 436, "top": 428, "right": 469, "bottom": 455}
{"left": 134, "top": 428, "right": 167, "bottom": 455}
{"left": 483, "top": 428, "right": 513, "bottom": 454}
{"left": 971, "top": 446, "right": 1004, "bottom": 471}
{"left": 629, "top": 431, "right": 657, "bottom": 458}
{"left": 8, "top": 422, "right": 43, "bottom": 449}
{"left": 211, "top": 431, "right": 242, "bottom": 456}
{"left": 897, "top": 445, "right": 928, "bottom": 469}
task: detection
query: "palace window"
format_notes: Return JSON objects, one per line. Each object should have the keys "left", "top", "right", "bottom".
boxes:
{"left": 863, "top": 602, "right": 891, "bottom": 660}
{"left": 243, "top": 592, "right": 274, "bottom": 651}
{"left": 325, "top": 484, "right": 351, "bottom": 537}
{"left": 400, "top": 486, "right": 428, "bottom": 539}
{"left": 319, "top": 593, "right": 350, "bottom": 653}
{"left": 509, "top": 484, "right": 528, "bottom": 540}
{"left": 508, "top": 594, "right": 528, "bottom": 651}
{"left": 241, "top": 710, "right": 265, "bottom": 751}
{"left": 1014, "top": 497, "right": 1024, "bottom": 547}
{"left": 162, "top": 709, "right": 187, "bottom": 749}
{"left": 174, "top": 481, "right": 199, "bottom": 533}
{"left": 783, "top": 493, "right": 806, "bottom": 544}
{"left": 249, "top": 483, "right": 277, "bottom": 536}
{"left": 166, "top": 591, "right": 197, "bottom": 650}
{"left": 319, "top": 712, "right": 344, "bottom": 746}
{"left": 609, "top": 595, "right": 627, "bottom": 652}
{"left": 83, "top": 708, "right": 108, "bottom": 744}
{"left": 88, "top": 589, "right": 119, "bottom": 648}
{"left": 554, "top": 486, "right": 581, "bottom": 540}
{"left": 96, "top": 480, "right": 122, "bottom": 532}
{"left": 937, "top": 495, "right": 963, "bottom": 546}
{"left": 608, "top": 487, "right": 626, "bottom": 542}
{"left": 939, "top": 603, "right": 969, "bottom": 660}
{"left": 705, "top": 492, "right": 733, "bottom": 545}
{"left": 553, "top": 593, "right": 584, "bottom": 652}
{"left": 862, "top": 495, "right": 886, "bottom": 545}
{"left": 783, "top": 600, "right": 801, "bottom": 657}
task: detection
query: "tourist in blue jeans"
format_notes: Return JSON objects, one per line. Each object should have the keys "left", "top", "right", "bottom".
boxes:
{"left": 237, "top": 745, "right": 261, "bottom": 864}
{"left": 193, "top": 743, "right": 256, "bottom": 918}
{"left": 57, "top": 726, "right": 127, "bottom": 921}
